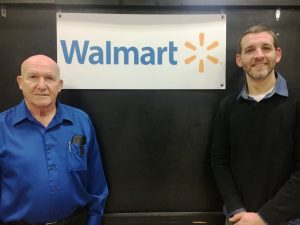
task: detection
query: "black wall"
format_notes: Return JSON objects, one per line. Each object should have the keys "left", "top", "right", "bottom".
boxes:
{"left": 1, "top": 2, "right": 300, "bottom": 225}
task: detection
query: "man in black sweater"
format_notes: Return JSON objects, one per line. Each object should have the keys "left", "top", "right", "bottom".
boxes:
{"left": 211, "top": 24, "right": 300, "bottom": 225}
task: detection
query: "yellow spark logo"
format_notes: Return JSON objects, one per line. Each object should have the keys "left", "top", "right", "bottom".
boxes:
{"left": 184, "top": 33, "right": 220, "bottom": 73}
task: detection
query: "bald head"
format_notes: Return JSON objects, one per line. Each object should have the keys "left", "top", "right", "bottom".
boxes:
{"left": 21, "top": 55, "right": 60, "bottom": 78}
{"left": 17, "top": 55, "right": 63, "bottom": 113}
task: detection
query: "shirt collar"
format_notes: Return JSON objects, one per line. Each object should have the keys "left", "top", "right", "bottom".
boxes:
{"left": 237, "top": 72, "right": 288, "bottom": 101}
{"left": 50, "top": 101, "right": 74, "bottom": 127}
{"left": 12, "top": 100, "right": 73, "bottom": 126}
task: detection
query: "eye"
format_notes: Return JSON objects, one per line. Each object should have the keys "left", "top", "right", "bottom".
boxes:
{"left": 28, "top": 75, "right": 38, "bottom": 80}
{"left": 262, "top": 46, "right": 272, "bottom": 51}
{"left": 43, "top": 74, "right": 56, "bottom": 82}
{"left": 244, "top": 48, "right": 254, "bottom": 54}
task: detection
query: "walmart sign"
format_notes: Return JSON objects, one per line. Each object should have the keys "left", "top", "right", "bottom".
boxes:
{"left": 57, "top": 13, "right": 226, "bottom": 89}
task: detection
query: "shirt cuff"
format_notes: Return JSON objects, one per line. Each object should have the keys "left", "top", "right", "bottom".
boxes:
{"left": 257, "top": 212, "right": 268, "bottom": 224}
{"left": 224, "top": 205, "right": 246, "bottom": 218}
{"left": 88, "top": 214, "right": 102, "bottom": 225}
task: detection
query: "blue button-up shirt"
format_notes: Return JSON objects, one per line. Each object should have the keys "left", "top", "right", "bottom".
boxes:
{"left": 0, "top": 101, "right": 108, "bottom": 225}
{"left": 237, "top": 72, "right": 288, "bottom": 101}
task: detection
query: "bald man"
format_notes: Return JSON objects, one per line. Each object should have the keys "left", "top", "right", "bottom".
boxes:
{"left": 0, "top": 55, "right": 108, "bottom": 225}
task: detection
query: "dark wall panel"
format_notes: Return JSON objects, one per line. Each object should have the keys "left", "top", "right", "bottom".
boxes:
{"left": 0, "top": 4, "right": 56, "bottom": 110}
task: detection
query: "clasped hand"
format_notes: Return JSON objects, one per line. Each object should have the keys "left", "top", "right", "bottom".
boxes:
{"left": 229, "top": 211, "right": 267, "bottom": 225}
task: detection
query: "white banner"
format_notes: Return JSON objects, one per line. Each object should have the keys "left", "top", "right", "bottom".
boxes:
{"left": 57, "top": 13, "right": 226, "bottom": 89}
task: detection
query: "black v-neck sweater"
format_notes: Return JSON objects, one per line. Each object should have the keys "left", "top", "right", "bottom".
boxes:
{"left": 211, "top": 89, "right": 300, "bottom": 224}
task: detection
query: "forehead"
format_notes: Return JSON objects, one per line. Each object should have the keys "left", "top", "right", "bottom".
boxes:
{"left": 22, "top": 61, "right": 59, "bottom": 77}
{"left": 241, "top": 31, "right": 274, "bottom": 49}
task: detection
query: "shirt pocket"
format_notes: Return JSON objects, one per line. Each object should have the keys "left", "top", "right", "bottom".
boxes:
{"left": 68, "top": 143, "right": 87, "bottom": 171}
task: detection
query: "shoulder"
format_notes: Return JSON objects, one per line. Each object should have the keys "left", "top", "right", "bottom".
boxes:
{"left": 0, "top": 105, "right": 17, "bottom": 123}
{"left": 288, "top": 86, "right": 300, "bottom": 99}
{"left": 60, "top": 103, "right": 88, "bottom": 115}
{"left": 284, "top": 84, "right": 300, "bottom": 107}
{"left": 212, "top": 92, "right": 240, "bottom": 122}
{"left": 58, "top": 103, "right": 92, "bottom": 125}
{"left": 218, "top": 92, "right": 239, "bottom": 110}
{"left": 58, "top": 103, "right": 91, "bottom": 122}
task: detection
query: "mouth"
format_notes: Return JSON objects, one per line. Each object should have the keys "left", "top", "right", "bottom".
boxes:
{"left": 34, "top": 94, "right": 49, "bottom": 97}
{"left": 252, "top": 63, "right": 267, "bottom": 68}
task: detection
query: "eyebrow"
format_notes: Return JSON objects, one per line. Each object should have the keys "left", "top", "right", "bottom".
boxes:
{"left": 243, "top": 43, "right": 273, "bottom": 51}
{"left": 243, "top": 46, "right": 254, "bottom": 52}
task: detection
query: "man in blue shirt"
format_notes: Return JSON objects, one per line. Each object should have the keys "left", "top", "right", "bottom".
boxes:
{"left": 0, "top": 55, "right": 108, "bottom": 225}
{"left": 211, "top": 25, "right": 300, "bottom": 225}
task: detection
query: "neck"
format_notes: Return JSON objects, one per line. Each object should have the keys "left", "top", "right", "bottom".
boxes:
{"left": 26, "top": 102, "right": 56, "bottom": 127}
{"left": 246, "top": 72, "right": 277, "bottom": 96}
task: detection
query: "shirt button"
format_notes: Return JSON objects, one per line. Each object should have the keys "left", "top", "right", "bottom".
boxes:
{"left": 51, "top": 185, "right": 58, "bottom": 193}
{"left": 48, "top": 164, "right": 56, "bottom": 170}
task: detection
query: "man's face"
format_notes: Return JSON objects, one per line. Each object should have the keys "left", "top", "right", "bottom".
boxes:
{"left": 236, "top": 31, "right": 282, "bottom": 80}
{"left": 17, "top": 57, "right": 63, "bottom": 110}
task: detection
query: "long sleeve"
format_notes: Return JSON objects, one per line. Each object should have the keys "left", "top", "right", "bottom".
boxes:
{"left": 87, "top": 118, "right": 109, "bottom": 225}
{"left": 210, "top": 97, "right": 245, "bottom": 215}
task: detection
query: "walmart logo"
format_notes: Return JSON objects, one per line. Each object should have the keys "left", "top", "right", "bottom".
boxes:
{"left": 60, "top": 33, "right": 220, "bottom": 72}
{"left": 60, "top": 40, "right": 178, "bottom": 65}
{"left": 184, "top": 33, "right": 219, "bottom": 73}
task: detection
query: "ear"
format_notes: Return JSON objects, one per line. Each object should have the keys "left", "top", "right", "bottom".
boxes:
{"left": 16, "top": 76, "right": 23, "bottom": 90}
{"left": 58, "top": 79, "right": 63, "bottom": 93}
{"left": 236, "top": 53, "right": 243, "bottom": 68}
{"left": 275, "top": 47, "right": 282, "bottom": 63}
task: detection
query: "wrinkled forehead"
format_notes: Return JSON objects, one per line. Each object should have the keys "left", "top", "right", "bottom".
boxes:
{"left": 21, "top": 56, "right": 60, "bottom": 77}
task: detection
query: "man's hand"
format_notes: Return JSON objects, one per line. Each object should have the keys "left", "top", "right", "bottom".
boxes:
{"left": 229, "top": 212, "right": 267, "bottom": 225}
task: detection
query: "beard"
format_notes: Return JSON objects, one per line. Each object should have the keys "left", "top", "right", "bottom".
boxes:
{"left": 246, "top": 65, "right": 273, "bottom": 80}
{"left": 243, "top": 59, "right": 276, "bottom": 80}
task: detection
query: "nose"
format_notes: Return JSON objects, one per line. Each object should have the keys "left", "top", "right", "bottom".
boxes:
{"left": 254, "top": 48, "right": 264, "bottom": 59}
{"left": 37, "top": 77, "right": 46, "bottom": 90}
